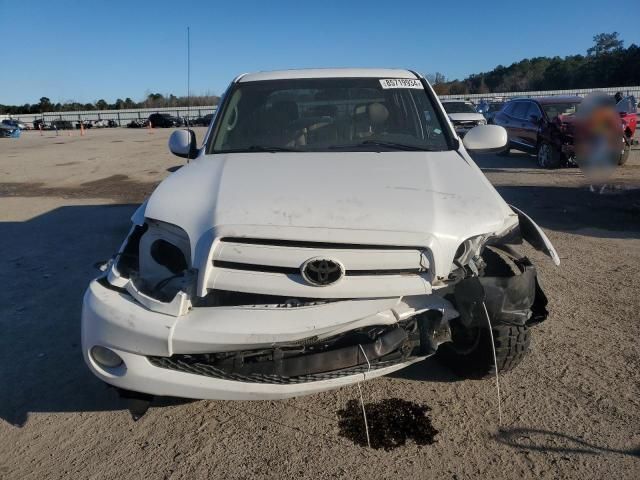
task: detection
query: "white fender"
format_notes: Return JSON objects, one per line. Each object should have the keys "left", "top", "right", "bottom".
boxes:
{"left": 510, "top": 205, "right": 560, "bottom": 266}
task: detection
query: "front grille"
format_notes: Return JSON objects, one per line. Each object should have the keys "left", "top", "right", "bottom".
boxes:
{"left": 207, "top": 236, "right": 431, "bottom": 298}
{"left": 213, "top": 260, "right": 423, "bottom": 277}
{"left": 148, "top": 355, "right": 409, "bottom": 384}
{"left": 220, "top": 237, "right": 421, "bottom": 250}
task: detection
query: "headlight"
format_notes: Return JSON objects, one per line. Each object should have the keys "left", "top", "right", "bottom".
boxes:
{"left": 452, "top": 234, "right": 489, "bottom": 274}
{"left": 150, "top": 239, "right": 188, "bottom": 274}
{"left": 138, "top": 220, "right": 191, "bottom": 285}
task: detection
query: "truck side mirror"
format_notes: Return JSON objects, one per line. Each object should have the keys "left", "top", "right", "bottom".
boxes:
{"left": 169, "top": 129, "right": 198, "bottom": 159}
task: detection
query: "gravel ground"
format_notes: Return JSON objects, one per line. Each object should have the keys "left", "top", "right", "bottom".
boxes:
{"left": 1, "top": 128, "right": 639, "bottom": 479}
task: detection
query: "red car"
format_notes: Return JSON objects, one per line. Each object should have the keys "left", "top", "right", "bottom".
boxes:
{"left": 616, "top": 95, "right": 637, "bottom": 165}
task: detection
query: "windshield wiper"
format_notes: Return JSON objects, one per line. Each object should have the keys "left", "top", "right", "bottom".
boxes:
{"left": 245, "top": 145, "right": 300, "bottom": 152}
{"left": 329, "top": 140, "right": 438, "bottom": 151}
{"left": 216, "top": 145, "right": 300, "bottom": 153}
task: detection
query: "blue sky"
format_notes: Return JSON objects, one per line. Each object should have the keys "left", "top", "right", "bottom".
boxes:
{"left": 1, "top": 0, "right": 638, "bottom": 105}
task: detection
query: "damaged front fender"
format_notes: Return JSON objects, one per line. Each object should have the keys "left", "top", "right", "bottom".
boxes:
{"left": 454, "top": 246, "right": 549, "bottom": 328}
{"left": 510, "top": 204, "right": 560, "bottom": 266}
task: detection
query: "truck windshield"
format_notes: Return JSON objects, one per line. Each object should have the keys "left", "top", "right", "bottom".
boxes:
{"left": 208, "top": 77, "right": 450, "bottom": 153}
{"left": 542, "top": 103, "right": 580, "bottom": 118}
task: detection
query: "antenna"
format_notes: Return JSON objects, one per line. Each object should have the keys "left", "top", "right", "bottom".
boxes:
{"left": 186, "top": 26, "right": 192, "bottom": 162}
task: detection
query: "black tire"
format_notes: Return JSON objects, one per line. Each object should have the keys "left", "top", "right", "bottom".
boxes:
{"left": 619, "top": 139, "right": 630, "bottom": 166}
{"left": 437, "top": 248, "right": 532, "bottom": 378}
{"left": 537, "top": 141, "right": 561, "bottom": 169}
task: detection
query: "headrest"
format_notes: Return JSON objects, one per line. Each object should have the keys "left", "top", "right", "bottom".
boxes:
{"left": 271, "top": 100, "right": 299, "bottom": 121}
{"left": 368, "top": 103, "right": 389, "bottom": 126}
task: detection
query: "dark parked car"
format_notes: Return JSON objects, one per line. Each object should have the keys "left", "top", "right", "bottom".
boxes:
{"left": 192, "top": 113, "right": 214, "bottom": 126}
{"left": 51, "top": 119, "right": 74, "bottom": 130}
{"left": 0, "top": 123, "right": 20, "bottom": 137}
{"left": 476, "top": 101, "right": 504, "bottom": 124}
{"left": 1, "top": 119, "right": 27, "bottom": 130}
{"left": 147, "top": 113, "right": 182, "bottom": 128}
{"left": 127, "top": 119, "right": 146, "bottom": 128}
{"left": 33, "top": 119, "right": 49, "bottom": 130}
{"left": 76, "top": 120, "right": 93, "bottom": 129}
{"left": 493, "top": 96, "right": 583, "bottom": 168}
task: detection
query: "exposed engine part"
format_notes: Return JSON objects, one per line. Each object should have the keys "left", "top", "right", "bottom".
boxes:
{"left": 453, "top": 246, "right": 548, "bottom": 328}
{"left": 148, "top": 313, "right": 451, "bottom": 382}
{"left": 192, "top": 289, "right": 335, "bottom": 308}
{"left": 150, "top": 239, "right": 188, "bottom": 274}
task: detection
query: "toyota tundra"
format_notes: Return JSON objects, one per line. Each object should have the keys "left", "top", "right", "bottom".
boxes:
{"left": 82, "top": 68, "right": 558, "bottom": 408}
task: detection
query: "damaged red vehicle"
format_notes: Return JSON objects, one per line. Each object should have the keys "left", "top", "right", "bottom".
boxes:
{"left": 494, "top": 96, "right": 582, "bottom": 168}
{"left": 615, "top": 95, "right": 637, "bottom": 165}
{"left": 495, "top": 95, "right": 635, "bottom": 168}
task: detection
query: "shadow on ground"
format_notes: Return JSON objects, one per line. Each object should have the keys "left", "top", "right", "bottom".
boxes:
{"left": 472, "top": 153, "right": 640, "bottom": 238}
{"left": 496, "top": 184, "right": 640, "bottom": 237}
{"left": 0, "top": 203, "right": 142, "bottom": 426}
{"left": 493, "top": 427, "right": 640, "bottom": 458}
{"left": 389, "top": 357, "right": 459, "bottom": 383}
{"left": 474, "top": 150, "right": 545, "bottom": 171}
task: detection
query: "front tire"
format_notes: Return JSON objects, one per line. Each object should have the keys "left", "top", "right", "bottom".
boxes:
{"left": 619, "top": 139, "right": 630, "bottom": 166}
{"left": 438, "top": 323, "right": 531, "bottom": 378}
{"left": 437, "top": 248, "right": 532, "bottom": 378}
{"left": 537, "top": 141, "right": 561, "bottom": 169}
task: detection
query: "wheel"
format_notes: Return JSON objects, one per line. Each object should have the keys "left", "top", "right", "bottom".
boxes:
{"left": 537, "top": 141, "right": 561, "bottom": 169}
{"left": 437, "top": 248, "right": 532, "bottom": 378}
{"left": 619, "top": 139, "right": 630, "bottom": 166}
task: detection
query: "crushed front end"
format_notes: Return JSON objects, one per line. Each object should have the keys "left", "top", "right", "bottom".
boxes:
{"left": 82, "top": 207, "right": 553, "bottom": 400}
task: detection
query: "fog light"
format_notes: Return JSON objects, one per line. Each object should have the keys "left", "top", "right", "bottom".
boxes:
{"left": 91, "top": 346, "right": 123, "bottom": 368}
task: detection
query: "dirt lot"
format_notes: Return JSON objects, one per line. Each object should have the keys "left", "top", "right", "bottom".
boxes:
{"left": 1, "top": 128, "right": 639, "bottom": 479}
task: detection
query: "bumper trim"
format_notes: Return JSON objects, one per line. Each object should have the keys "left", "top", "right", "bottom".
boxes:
{"left": 86, "top": 347, "right": 427, "bottom": 400}
{"left": 148, "top": 355, "right": 413, "bottom": 384}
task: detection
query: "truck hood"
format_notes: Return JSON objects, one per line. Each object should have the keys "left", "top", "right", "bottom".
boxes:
{"left": 144, "top": 150, "right": 516, "bottom": 276}
{"left": 448, "top": 113, "right": 486, "bottom": 122}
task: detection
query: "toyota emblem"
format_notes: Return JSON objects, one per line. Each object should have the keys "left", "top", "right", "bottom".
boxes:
{"left": 301, "top": 257, "right": 344, "bottom": 286}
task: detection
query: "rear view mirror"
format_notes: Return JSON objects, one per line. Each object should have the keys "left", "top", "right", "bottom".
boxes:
{"left": 169, "top": 129, "right": 198, "bottom": 159}
{"left": 462, "top": 125, "right": 508, "bottom": 154}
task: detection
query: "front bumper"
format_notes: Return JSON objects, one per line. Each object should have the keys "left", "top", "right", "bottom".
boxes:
{"left": 81, "top": 279, "right": 451, "bottom": 400}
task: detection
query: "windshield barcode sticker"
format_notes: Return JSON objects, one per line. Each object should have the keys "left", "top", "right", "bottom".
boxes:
{"left": 379, "top": 78, "right": 423, "bottom": 89}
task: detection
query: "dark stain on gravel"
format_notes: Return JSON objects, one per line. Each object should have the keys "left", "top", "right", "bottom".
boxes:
{"left": 0, "top": 174, "right": 158, "bottom": 202}
{"left": 337, "top": 398, "right": 438, "bottom": 450}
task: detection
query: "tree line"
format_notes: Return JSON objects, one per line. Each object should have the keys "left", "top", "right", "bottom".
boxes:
{"left": 427, "top": 32, "right": 639, "bottom": 95}
{"left": 0, "top": 92, "right": 221, "bottom": 116}
{"left": 2, "top": 33, "right": 637, "bottom": 114}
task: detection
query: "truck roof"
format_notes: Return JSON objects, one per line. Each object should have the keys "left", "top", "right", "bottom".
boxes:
{"left": 238, "top": 68, "right": 417, "bottom": 82}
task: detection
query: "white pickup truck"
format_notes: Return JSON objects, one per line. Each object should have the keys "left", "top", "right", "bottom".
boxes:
{"left": 82, "top": 68, "right": 558, "bottom": 410}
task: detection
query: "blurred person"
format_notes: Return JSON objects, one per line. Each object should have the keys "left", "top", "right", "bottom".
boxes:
{"left": 574, "top": 92, "right": 620, "bottom": 191}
